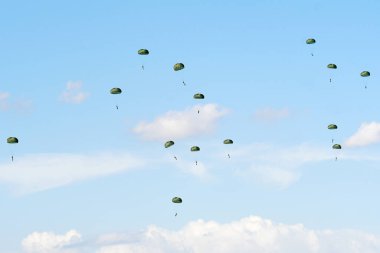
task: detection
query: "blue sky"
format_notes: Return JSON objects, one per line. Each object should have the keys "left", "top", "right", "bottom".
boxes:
{"left": 1, "top": 1, "right": 380, "bottom": 252}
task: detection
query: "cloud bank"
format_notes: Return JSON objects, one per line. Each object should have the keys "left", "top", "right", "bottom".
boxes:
{"left": 22, "top": 216, "right": 380, "bottom": 253}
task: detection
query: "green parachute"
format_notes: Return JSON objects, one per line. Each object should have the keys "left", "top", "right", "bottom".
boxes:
{"left": 193, "top": 93, "right": 205, "bottom": 99}
{"left": 110, "top": 88, "right": 122, "bottom": 94}
{"left": 191, "top": 146, "right": 200, "bottom": 152}
{"left": 173, "top": 63, "right": 185, "bottom": 71}
{"left": 306, "top": 38, "right": 316, "bottom": 44}
{"left": 223, "top": 139, "right": 233, "bottom": 144}
{"left": 361, "top": 71, "right": 370, "bottom": 77}
{"left": 7, "top": 137, "right": 18, "bottom": 144}
{"left": 165, "top": 141, "right": 175, "bottom": 148}
{"left": 327, "top": 64, "right": 337, "bottom": 69}
{"left": 328, "top": 124, "right": 338, "bottom": 130}
{"left": 172, "top": 197, "right": 182, "bottom": 203}
{"left": 332, "top": 144, "right": 341, "bottom": 149}
{"left": 138, "top": 49, "right": 149, "bottom": 55}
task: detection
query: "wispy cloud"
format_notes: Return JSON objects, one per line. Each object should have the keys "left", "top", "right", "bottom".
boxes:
{"left": 253, "top": 107, "right": 290, "bottom": 123}
{"left": 22, "top": 216, "right": 380, "bottom": 253}
{"left": 133, "top": 104, "right": 229, "bottom": 141}
{"left": 60, "top": 81, "right": 89, "bottom": 104}
{"left": 0, "top": 91, "right": 33, "bottom": 112}
{"left": 345, "top": 122, "right": 380, "bottom": 147}
{"left": 22, "top": 230, "right": 81, "bottom": 253}
{"left": 230, "top": 143, "right": 331, "bottom": 188}
{"left": 0, "top": 151, "right": 145, "bottom": 195}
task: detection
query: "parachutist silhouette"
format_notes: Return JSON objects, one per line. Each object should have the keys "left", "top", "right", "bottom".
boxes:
{"left": 332, "top": 139, "right": 334, "bottom": 143}
{"left": 116, "top": 105, "right": 119, "bottom": 110}
{"left": 330, "top": 78, "right": 332, "bottom": 83}
{"left": 11, "top": 156, "right": 13, "bottom": 162}
{"left": 197, "top": 110, "right": 199, "bottom": 114}
{"left": 175, "top": 213, "right": 178, "bottom": 217}
{"left": 228, "top": 154, "right": 230, "bottom": 158}
{"left": 142, "top": 65, "right": 144, "bottom": 70}
{"left": 335, "top": 157, "right": 338, "bottom": 161}
{"left": 195, "top": 161, "right": 197, "bottom": 165}
{"left": 182, "top": 81, "right": 186, "bottom": 86}
{"left": 174, "top": 156, "right": 177, "bottom": 160}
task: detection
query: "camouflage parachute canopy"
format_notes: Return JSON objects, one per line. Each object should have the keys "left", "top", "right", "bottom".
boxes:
{"left": 173, "top": 63, "right": 185, "bottom": 71}
{"left": 193, "top": 93, "right": 205, "bottom": 99}
{"left": 7, "top": 137, "right": 18, "bottom": 144}
{"left": 328, "top": 124, "right": 338, "bottom": 130}
{"left": 223, "top": 139, "right": 233, "bottom": 144}
{"left": 332, "top": 144, "right": 342, "bottom": 149}
{"left": 191, "top": 146, "right": 200, "bottom": 152}
{"left": 306, "top": 38, "right": 316, "bottom": 44}
{"left": 165, "top": 141, "right": 175, "bottom": 148}
{"left": 138, "top": 49, "right": 149, "bottom": 55}
{"left": 361, "top": 71, "right": 370, "bottom": 77}
{"left": 110, "top": 88, "right": 122, "bottom": 94}
{"left": 172, "top": 197, "right": 182, "bottom": 203}
{"left": 327, "top": 64, "right": 337, "bottom": 69}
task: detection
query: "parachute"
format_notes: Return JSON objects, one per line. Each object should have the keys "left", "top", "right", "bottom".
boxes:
{"left": 306, "top": 38, "right": 316, "bottom": 44}
{"left": 191, "top": 146, "right": 200, "bottom": 152}
{"left": 223, "top": 139, "right": 233, "bottom": 144}
{"left": 327, "top": 64, "right": 337, "bottom": 69}
{"left": 110, "top": 88, "right": 122, "bottom": 94}
{"left": 172, "top": 197, "right": 182, "bottom": 203}
{"left": 328, "top": 124, "right": 338, "bottom": 130}
{"left": 138, "top": 49, "right": 149, "bottom": 55}
{"left": 7, "top": 137, "right": 18, "bottom": 144}
{"left": 173, "top": 63, "right": 185, "bottom": 71}
{"left": 193, "top": 93, "right": 205, "bottom": 99}
{"left": 332, "top": 144, "right": 341, "bottom": 149}
{"left": 361, "top": 71, "right": 371, "bottom": 88}
{"left": 165, "top": 141, "right": 175, "bottom": 148}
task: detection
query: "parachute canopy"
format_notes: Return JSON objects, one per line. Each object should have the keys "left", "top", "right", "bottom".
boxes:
{"left": 138, "top": 49, "right": 149, "bottom": 55}
{"left": 110, "top": 88, "right": 122, "bottom": 94}
{"left": 223, "top": 139, "right": 233, "bottom": 144}
{"left": 172, "top": 197, "right": 182, "bottom": 203}
{"left": 332, "top": 144, "right": 342, "bottom": 149}
{"left": 165, "top": 141, "right": 175, "bottom": 148}
{"left": 191, "top": 146, "right": 200, "bottom": 152}
{"left": 328, "top": 124, "right": 338, "bottom": 130}
{"left": 306, "top": 38, "right": 316, "bottom": 44}
{"left": 327, "top": 64, "right": 337, "bottom": 69}
{"left": 7, "top": 137, "right": 18, "bottom": 144}
{"left": 173, "top": 63, "right": 185, "bottom": 71}
{"left": 193, "top": 93, "right": 205, "bottom": 99}
{"left": 361, "top": 71, "right": 370, "bottom": 77}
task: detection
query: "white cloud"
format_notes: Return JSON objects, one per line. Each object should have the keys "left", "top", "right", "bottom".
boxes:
{"left": 60, "top": 81, "right": 89, "bottom": 104}
{"left": 22, "top": 230, "right": 81, "bottom": 253}
{"left": 22, "top": 216, "right": 380, "bottom": 253}
{"left": 0, "top": 151, "right": 145, "bottom": 195}
{"left": 253, "top": 107, "right": 290, "bottom": 123}
{"left": 133, "top": 104, "right": 228, "bottom": 141}
{"left": 345, "top": 122, "right": 380, "bottom": 147}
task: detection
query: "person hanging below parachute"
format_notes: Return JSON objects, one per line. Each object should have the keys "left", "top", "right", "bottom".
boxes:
{"left": 165, "top": 140, "right": 177, "bottom": 160}
{"left": 7, "top": 137, "right": 18, "bottom": 162}
{"left": 328, "top": 124, "right": 338, "bottom": 143}
{"left": 138, "top": 49, "right": 149, "bottom": 70}
{"left": 193, "top": 93, "right": 205, "bottom": 114}
{"left": 173, "top": 63, "right": 185, "bottom": 85}
{"left": 360, "top": 71, "right": 370, "bottom": 89}
{"left": 172, "top": 197, "right": 182, "bottom": 217}
{"left": 332, "top": 144, "right": 341, "bottom": 161}
{"left": 223, "top": 139, "right": 233, "bottom": 158}
{"left": 327, "top": 64, "right": 337, "bottom": 83}
{"left": 306, "top": 38, "right": 316, "bottom": 56}
{"left": 191, "top": 146, "right": 200, "bottom": 165}
{"left": 110, "top": 87, "right": 122, "bottom": 109}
